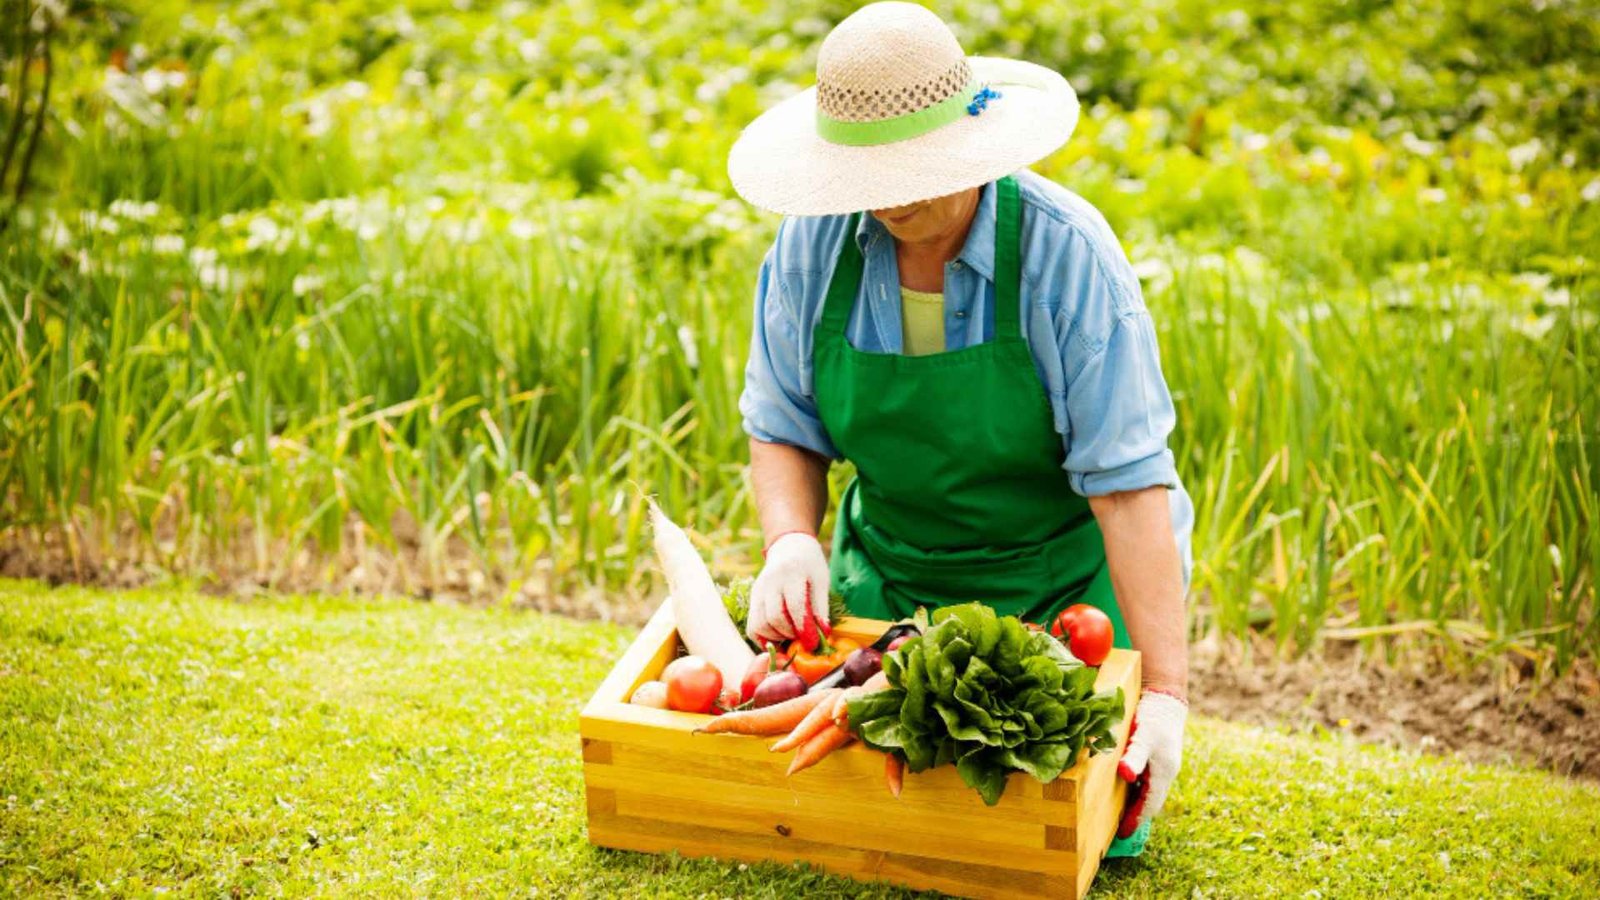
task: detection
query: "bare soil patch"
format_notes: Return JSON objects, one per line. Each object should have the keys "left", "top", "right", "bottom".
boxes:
{"left": 1190, "top": 634, "right": 1600, "bottom": 780}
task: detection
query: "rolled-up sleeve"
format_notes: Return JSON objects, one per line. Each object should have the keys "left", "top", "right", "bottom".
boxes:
{"left": 738, "top": 229, "right": 842, "bottom": 460}
{"left": 1060, "top": 273, "right": 1181, "bottom": 497}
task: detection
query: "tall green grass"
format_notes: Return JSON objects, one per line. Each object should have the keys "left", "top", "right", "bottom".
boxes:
{"left": 0, "top": 0, "right": 1595, "bottom": 671}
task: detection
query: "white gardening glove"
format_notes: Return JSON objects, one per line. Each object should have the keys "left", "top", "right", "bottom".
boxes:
{"left": 1117, "top": 690, "right": 1188, "bottom": 831}
{"left": 747, "top": 532, "right": 832, "bottom": 649}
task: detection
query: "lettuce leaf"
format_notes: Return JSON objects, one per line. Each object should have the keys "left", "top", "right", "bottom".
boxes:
{"left": 845, "top": 602, "right": 1125, "bottom": 806}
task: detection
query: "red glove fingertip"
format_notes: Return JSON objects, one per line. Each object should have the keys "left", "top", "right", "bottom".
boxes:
{"left": 781, "top": 605, "right": 800, "bottom": 644}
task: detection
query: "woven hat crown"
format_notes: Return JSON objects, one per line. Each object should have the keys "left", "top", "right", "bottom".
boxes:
{"left": 814, "top": 2, "right": 973, "bottom": 125}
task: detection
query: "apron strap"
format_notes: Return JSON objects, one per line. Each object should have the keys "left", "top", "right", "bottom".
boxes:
{"left": 818, "top": 212, "right": 865, "bottom": 336}
{"left": 820, "top": 177, "right": 1021, "bottom": 340}
{"left": 993, "top": 174, "right": 1024, "bottom": 342}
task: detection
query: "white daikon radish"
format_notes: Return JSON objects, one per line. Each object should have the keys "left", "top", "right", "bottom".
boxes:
{"left": 648, "top": 498, "right": 755, "bottom": 687}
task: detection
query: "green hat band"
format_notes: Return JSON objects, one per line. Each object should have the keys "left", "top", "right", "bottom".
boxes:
{"left": 815, "top": 79, "right": 988, "bottom": 147}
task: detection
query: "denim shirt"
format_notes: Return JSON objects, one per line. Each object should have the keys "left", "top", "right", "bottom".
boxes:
{"left": 738, "top": 168, "right": 1193, "bottom": 587}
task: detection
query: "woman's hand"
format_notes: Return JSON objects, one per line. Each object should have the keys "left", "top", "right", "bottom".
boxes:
{"left": 747, "top": 532, "right": 832, "bottom": 648}
{"left": 1117, "top": 690, "right": 1188, "bottom": 831}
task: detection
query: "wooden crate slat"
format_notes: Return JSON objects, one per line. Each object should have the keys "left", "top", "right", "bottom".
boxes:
{"left": 589, "top": 761, "right": 1058, "bottom": 845}
{"left": 589, "top": 811, "right": 1052, "bottom": 900}
{"left": 582, "top": 701, "right": 1067, "bottom": 803}
{"left": 601, "top": 742, "right": 1077, "bottom": 824}
{"left": 608, "top": 790, "right": 1075, "bottom": 873}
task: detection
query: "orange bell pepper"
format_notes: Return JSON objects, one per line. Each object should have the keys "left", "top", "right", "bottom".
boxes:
{"left": 787, "top": 635, "right": 863, "bottom": 685}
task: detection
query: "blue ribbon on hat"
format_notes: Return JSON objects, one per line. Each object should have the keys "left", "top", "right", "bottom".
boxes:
{"left": 966, "top": 85, "right": 1002, "bottom": 116}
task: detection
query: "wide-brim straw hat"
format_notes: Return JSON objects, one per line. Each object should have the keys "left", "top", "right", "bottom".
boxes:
{"left": 727, "top": 1, "right": 1079, "bottom": 217}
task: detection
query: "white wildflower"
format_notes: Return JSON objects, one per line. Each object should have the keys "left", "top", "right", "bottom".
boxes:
{"left": 150, "top": 234, "right": 186, "bottom": 255}
{"left": 1581, "top": 178, "right": 1600, "bottom": 203}
{"left": 245, "top": 215, "right": 283, "bottom": 252}
{"left": 1511, "top": 313, "right": 1556, "bottom": 341}
{"left": 109, "top": 199, "right": 161, "bottom": 221}
{"left": 677, "top": 324, "right": 699, "bottom": 370}
{"left": 80, "top": 210, "right": 119, "bottom": 234}
{"left": 198, "top": 263, "right": 233, "bottom": 291}
{"left": 1420, "top": 188, "right": 1447, "bottom": 204}
{"left": 508, "top": 218, "right": 537, "bottom": 240}
{"left": 140, "top": 67, "right": 186, "bottom": 95}
{"left": 1507, "top": 138, "right": 1542, "bottom": 171}
{"left": 1400, "top": 133, "right": 1437, "bottom": 156}
{"left": 1513, "top": 272, "right": 1553, "bottom": 293}
{"left": 292, "top": 273, "right": 324, "bottom": 297}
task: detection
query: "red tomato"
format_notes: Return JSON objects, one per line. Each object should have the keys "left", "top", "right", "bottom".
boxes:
{"left": 714, "top": 687, "right": 741, "bottom": 714}
{"left": 740, "top": 652, "right": 772, "bottom": 704}
{"left": 1050, "top": 604, "right": 1114, "bottom": 667}
{"left": 662, "top": 655, "right": 723, "bottom": 714}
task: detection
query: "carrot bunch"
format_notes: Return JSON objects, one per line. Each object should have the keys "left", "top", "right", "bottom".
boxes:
{"left": 695, "top": 672, "right": 899, "bottom": 789}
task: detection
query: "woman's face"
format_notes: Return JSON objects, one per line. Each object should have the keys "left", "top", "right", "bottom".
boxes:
{"left": 869, "top": 187, "right": 980, "bottom": 245}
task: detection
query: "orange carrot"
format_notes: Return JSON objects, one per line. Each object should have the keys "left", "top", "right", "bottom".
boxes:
{"left": 885, "top": 752, "right": 904, "bottom": 797}
{"left": 768, "top": 688, "right": 842, "bottom": 752}
{"left": 787, "top": 723, "right": 855, "bottom": 775}
{"left": 695, "top": 689, "right": 831, "bottom": 736}
{"left": 830, "top": 685, "right": 866, "bottom": 728}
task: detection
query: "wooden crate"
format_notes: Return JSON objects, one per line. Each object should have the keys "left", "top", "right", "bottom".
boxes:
{"left": 580, "top": 598, "right": 1141, "bottom": 900}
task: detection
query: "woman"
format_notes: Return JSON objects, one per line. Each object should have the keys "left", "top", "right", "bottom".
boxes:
{"left": 726, "top": 2, "right": 1190, "bottom": 856}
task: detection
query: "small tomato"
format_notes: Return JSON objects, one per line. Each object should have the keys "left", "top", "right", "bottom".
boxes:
{"left": 1050, "top": 604, "right": 1114, "bottom": 667}
{"left": 662, "top": 655, "right": 723, "bottom": 714}
{"left": 740, "top": 652, "right": 772, "bottom": 703}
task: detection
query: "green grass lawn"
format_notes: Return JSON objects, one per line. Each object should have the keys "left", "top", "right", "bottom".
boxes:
{"left": 2, "top": 578, "right": 1597, "bottom": 898}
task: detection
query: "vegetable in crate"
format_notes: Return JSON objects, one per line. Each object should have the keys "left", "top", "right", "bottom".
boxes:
{"left": 1050, "top": 603, "right": 1114, "bottom": 667}
{"left": 648, "top": 499, "right": 755, "bottom": 688}
{"left": 844, "top": 602, "right": 1125, "bottom": 806}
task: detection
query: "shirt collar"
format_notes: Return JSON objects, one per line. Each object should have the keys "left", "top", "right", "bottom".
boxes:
{"left": 853, "top": 178, "right": 997, "bottom": 282}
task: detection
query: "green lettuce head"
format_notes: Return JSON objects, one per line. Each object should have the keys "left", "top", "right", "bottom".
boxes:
{"left": 845, "top": 602, "right": 1125, "bottom": 806}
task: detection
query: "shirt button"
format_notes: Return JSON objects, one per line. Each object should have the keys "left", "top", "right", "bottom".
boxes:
{"left": 954, "top": 310, "right": 967, "bottom": 319}
{"left": 951, "top": 261, "right": 964, "bottom": 270}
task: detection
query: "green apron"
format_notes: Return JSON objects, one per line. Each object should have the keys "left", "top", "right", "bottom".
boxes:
{"left": 812, "top": 174, "right": 1130, "bottom": 649}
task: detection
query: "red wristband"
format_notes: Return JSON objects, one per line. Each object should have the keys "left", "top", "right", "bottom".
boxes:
{"left": 762, "top": 529, "right": 816, "bottom": 558}
{"left": 1142, "top": 685, "right": 1189, "bottom": 706}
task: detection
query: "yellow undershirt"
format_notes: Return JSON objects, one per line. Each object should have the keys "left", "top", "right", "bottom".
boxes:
{"left": 899, "top": 286, "right": 945, "bottom": 357}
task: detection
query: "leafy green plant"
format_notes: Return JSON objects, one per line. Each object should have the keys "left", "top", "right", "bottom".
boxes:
{"left": 846, "top": 602, "right": 1125, "bottom": 805}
